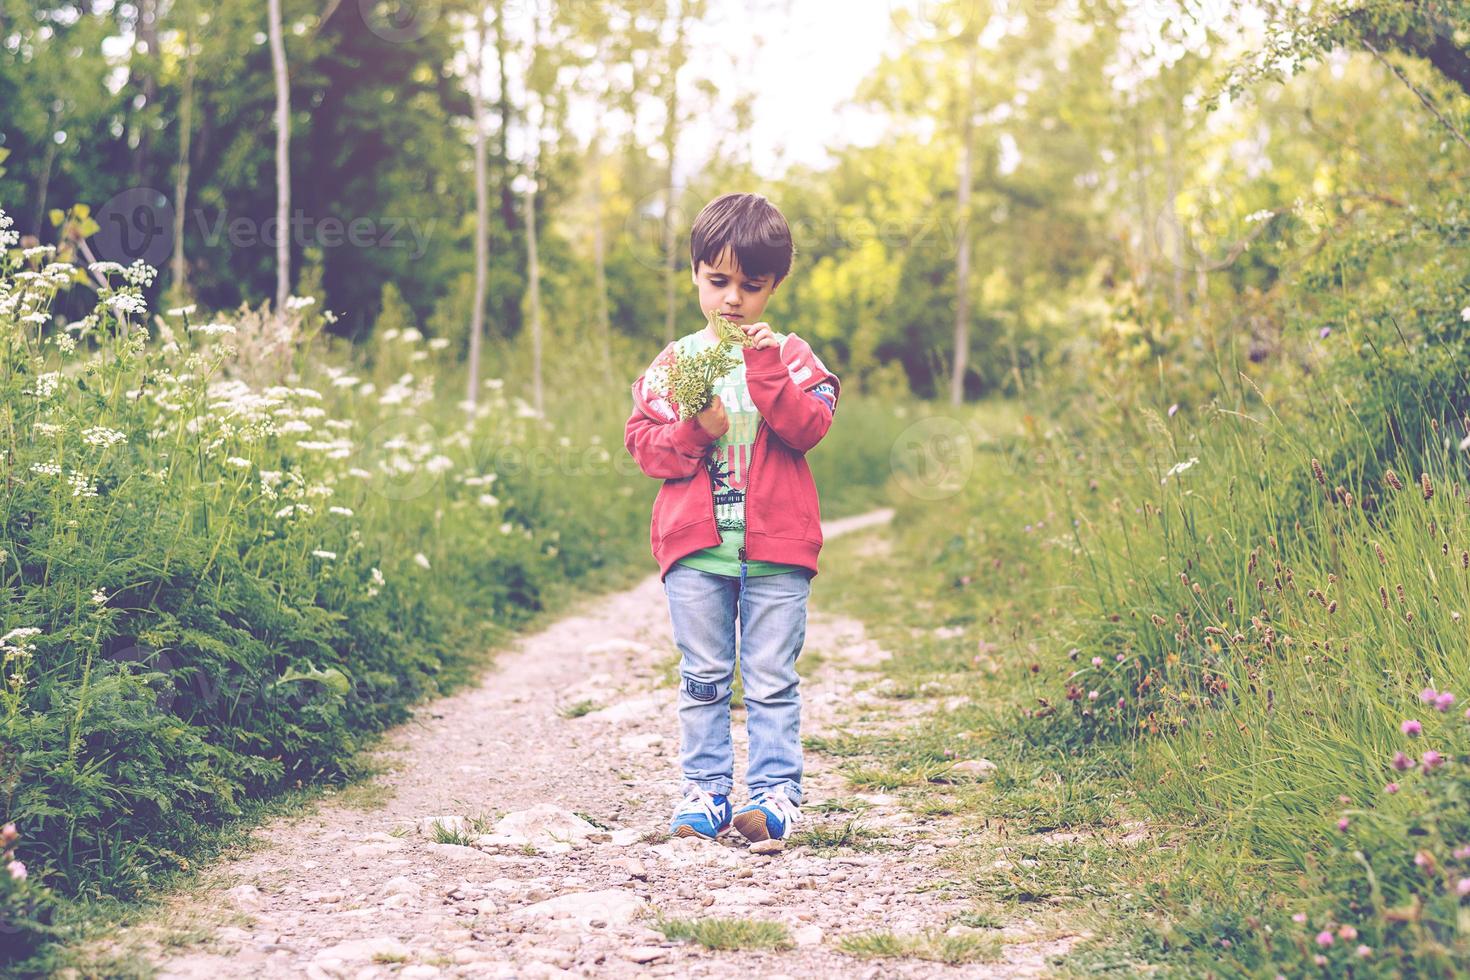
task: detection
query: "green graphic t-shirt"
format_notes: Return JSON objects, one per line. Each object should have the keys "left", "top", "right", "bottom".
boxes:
{"left": 672, "top": 328, "right": 807, "bottom": 579}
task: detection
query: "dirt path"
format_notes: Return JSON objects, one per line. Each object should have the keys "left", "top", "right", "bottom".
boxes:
{"left": 103, "top": 508, "right": 1081, "bottom": 979}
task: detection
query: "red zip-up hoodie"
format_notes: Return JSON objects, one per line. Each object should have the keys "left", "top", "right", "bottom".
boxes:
{"left": 624, "top": 331, "right": 840, "bottom": 582}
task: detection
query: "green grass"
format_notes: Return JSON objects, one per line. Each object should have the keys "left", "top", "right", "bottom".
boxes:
{"left": 837, "top": 928, "right": 1000, "bottom": 964}
{"left": 656, "top": 916, "right": 794, "bottom": 951}
{"left": 556, "top": 699, "right": 602, "bottom": 719}
{"left": 788, "top": 818, "right": 888, "bottom": 853}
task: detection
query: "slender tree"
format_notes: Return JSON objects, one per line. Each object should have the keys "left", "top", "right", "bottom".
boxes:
{"left": 950, "top": 40, "right": 977, "bottom": 406}
{"left": 267, "top": 0, "right": 291, "bottom": 318}
{"left": 169, "top": 0, "right": 198, "bottom": 307}
{"left": 661, "top": 0, "right": 688, "bottom": 344}
{"left": 466, "top": 6, "right": 490, "bottom": 410}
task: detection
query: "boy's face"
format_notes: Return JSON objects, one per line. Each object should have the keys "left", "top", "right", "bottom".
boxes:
{"left": 691, "top": 246, "right": 780, "bottom": 328}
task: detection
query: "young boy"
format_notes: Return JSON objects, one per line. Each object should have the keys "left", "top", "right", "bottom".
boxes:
{"left": 623, "top": 192, "right": 839, "bottom": 844}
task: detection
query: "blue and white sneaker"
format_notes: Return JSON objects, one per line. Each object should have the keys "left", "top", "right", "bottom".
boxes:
{"left": 732, "top": 788, "right": 800, "bottom": 843}
{"left": 669, "top": 788, "right": 732, "bottom": 839}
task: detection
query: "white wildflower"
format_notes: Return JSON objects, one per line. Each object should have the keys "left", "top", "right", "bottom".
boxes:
{"left": 90, "top": 589, "right": 108, "bottom": 606}
{"left": 285, "top": 295, "right": 316, "bottom": 311}
{"left": 478, "top": 494, "right": 500, "bottom": 507}
{"left": 225, "top": 456, "right": 253, "bottom": 470}
{"left": 1161, "top": 456, "right": 1201, "bottom": 483}
{"left": 31, "top": 372, "right": 61, "bottom": 399}
{"left": 190, "top": 321, "right": 237, "bottom": 336}
{"left": 105, "top": 293, "right": 147, "bottom": 315}
{"left": 88, "top": 261, "right": 126, "bottom": 277}
{"left": 81, "top": 426, "right": 128, "bottom": 449}
{"left": 329, "top": 506, "right": 354, "bottom": 517}
{"left": 311, "top": 549, "right": 337, "bottom": 560}
{"left": 67, "top": 470, "right": 99, "bottom": 498}
{"left": 124, "top": 260, "right": 157, "bottom": 287}
{"left": 166, "top": 304, "right": 197, "bottom": 317}
{"left": 413, "top": 552, "right": 431, "bottom": 569}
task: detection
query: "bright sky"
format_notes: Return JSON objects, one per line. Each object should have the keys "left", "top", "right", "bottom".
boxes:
{"left": 546, "top": 0, "right": 906, "bottom": 185}
{"left": 674, "top": 0, "right": 900, "bottom": 181}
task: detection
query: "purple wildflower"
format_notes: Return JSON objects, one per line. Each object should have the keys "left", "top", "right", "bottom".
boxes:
{"left": 1402, "top": 719, "right": 1423, "bottom": 736}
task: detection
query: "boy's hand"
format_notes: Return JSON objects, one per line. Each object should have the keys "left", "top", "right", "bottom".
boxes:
{"left": 695, "top": 394, "right": 729, "bottom": 439}
{"left": 742, "top": 321, "right": 778, "bottom": 350}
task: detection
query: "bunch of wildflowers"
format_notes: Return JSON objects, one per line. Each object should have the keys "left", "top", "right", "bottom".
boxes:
{"left": 649, "top": 310, "right": 753, "bottom": 421}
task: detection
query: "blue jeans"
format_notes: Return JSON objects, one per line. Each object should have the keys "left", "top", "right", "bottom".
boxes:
{"left": 663, "top": 563, "right": 813, "bottom": 805}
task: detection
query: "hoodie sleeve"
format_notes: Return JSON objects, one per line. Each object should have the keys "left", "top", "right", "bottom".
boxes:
{"left": 741, "top": 332, "right": 840, "bottom": 454}
{"left": 623, "top": 342, "right": 719, "bottom": 480}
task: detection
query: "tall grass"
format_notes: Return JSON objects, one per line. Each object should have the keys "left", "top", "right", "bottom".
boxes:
{"left": 874, "top": 227, "right": 1470, "bottom": 971}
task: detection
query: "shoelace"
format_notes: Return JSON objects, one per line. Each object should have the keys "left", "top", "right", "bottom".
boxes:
{"left": 752, "top": 789, "right": 800, "bottom": 831}
{"left": 674, "top": 789, "right": 725, "bottom": 827}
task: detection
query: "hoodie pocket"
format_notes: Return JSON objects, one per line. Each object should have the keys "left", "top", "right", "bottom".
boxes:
{"left": 749, "top": 434, "right": 813, "bottom": 540}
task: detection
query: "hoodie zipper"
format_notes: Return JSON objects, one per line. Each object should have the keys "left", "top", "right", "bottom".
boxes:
{"left": 738, "top": 419, "right": 765, "bottom": 593}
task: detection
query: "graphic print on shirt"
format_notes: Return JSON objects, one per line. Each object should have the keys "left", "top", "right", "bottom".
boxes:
{"left": 702, "top": 362, "right": 759, "bottom": 535}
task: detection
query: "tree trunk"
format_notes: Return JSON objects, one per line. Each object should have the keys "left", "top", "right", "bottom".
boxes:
{"left": 129, "top": 0, "right": 160, "bottom": 189}
{"left": 267, "top": 0, "right": 291, "bottom": 319}
{"left": 493, "top": 0, "right": 520, "bottom": 339}
{"left": 31, "top": 105, "right": 60, "bottom": 237}
{"left": 592, "top": 131, "right": 614, "bottom": 388}
{"left": 169, "top": 4, "right": 196, "bottom": 307}
{"left": 662, "top": 0, "right": 687, "bottom": 344}
{"left": 1162, "top": 106, "right": 1184, "bottom": 318}
{"left": 949, "top": 43, "right": 977, "bottom": 407}
{"left": 467, "top": 11, "right": 490, "bottom": 411}
{"left": 525, "top": 175, "right": 544, "bottom": 416}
